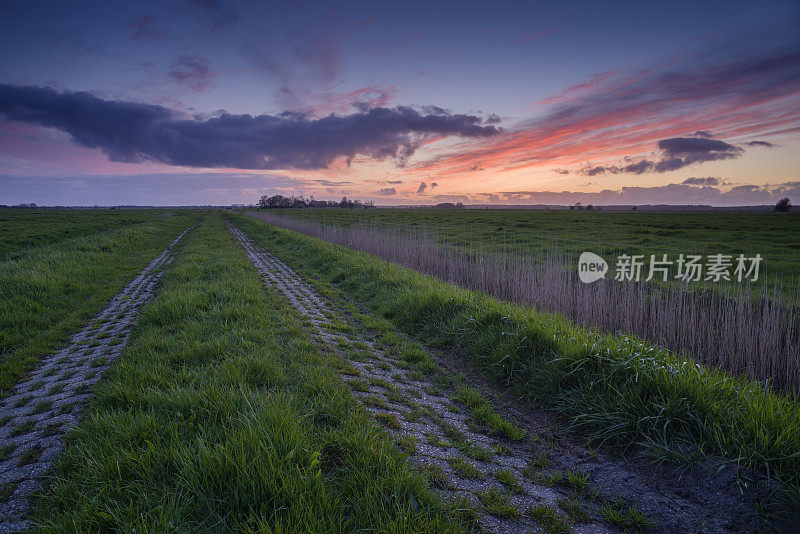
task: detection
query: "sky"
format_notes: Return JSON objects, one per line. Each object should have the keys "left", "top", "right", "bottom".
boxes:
{"left": 0, "top": 0, "right": 799, "bottom": 206}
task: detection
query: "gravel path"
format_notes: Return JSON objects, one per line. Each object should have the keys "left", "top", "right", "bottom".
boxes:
{"left": 0, "top": 222, "right": 195, "bottom": 532}
{"left": 229, "top": 222, "right": 616, "bottom": 533}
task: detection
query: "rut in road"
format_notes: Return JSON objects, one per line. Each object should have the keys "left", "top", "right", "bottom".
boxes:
{"left": 228, "top": 221, "right": 622, "bottom": 534}
{"left": 0, "top": 222, "right": 196, "bottom": 533}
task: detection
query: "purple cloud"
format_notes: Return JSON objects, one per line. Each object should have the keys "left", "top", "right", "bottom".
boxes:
{"left": 578, "top": 136, "right": 746, "bottom": 175}
{"left": 0, "top": 84, "right": 501, "bottom": 170}
{"left": 745, "top": 140, "right": 776, "bottom": 147}
{"left": 683, "top": 177, "right": 720, "bottom": 186}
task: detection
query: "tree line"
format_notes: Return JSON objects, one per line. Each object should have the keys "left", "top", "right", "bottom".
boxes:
{"left": 258, "top": 195, "right": 375, "bottom": 209}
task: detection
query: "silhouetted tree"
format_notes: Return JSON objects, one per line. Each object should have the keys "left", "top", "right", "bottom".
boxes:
{"left": 774, "top": 197, "right": 792, "bottom": 212}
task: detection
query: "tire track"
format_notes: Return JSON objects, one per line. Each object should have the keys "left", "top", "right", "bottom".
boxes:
{"left": 228, "top": 221, "right": 615, "bottom": 534}
{"left": 0, "top": 222, "right": 197, "bottom": 532}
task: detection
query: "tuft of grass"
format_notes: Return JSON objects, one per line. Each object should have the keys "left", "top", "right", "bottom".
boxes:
{"left": 346, "top": 378, "right": 369, "bottom": 392}
{"left": 10, "top": 420, "right": 34, "bottom": 437}
{"left": 421, "top": 464, "right": 450, "bottom": 490}
{"left": 395, "top": 435, "right": 418, "bottom": 455}
{"left": 527, "top": 504, "right": 573, "bottom": 534}
{"left": 18, "top": 446, "right": 43, "bottom": 466}
{"left": 374, "top": 412, "right": 402, "bottom": 429}
{"left": 0, "top": 444, "right": 14, "bottom": 460}
{"left": 476, "top": 488, "right": 519, "bottom": 518}
{"left": 600, "top": 501, "right": 651, "bottom": 530}
{"left": 494, "top": 469, "right": 525, "bottom": 493}
{"left": 563, "top": 469, "right": 591, "bottom": 492}
{"left": 1, "top": 481, "right": 19, "bottom": 502}
{"left": 32, "top": 400, "right": 53, "bottom": 414}
{"left": 457, "top": 441, "right": 492, "bottom": 462}
{"left": 448, "top": 457, "right": 484, "bottom": 479}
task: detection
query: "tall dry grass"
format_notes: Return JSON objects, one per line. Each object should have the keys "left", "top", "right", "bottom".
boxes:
{"left": 245, "top": 210, "right": 800, "bottom": 395}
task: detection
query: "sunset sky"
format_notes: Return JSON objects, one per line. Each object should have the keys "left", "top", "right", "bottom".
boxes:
{"left": 1, "top": 0, "right": 798, "bottom": 206}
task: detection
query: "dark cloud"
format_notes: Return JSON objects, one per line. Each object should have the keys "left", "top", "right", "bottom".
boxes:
{"left": 683, "top": 177, "right": 720, "bottom": 186}
{"left": 658, "top": 137, "right": 740, "bottom": 156}
{"left": 553, "top": 168, "right": 570, "bottom": 175}
{"left": 378, "top": 187, "right": 396, "bottom": 196}
{"left": 416, "top": 182, "right": 427, "bottom": 195}
{"left": 167, "top": 56, "right": 216, "bottom": 91}
{"left": 694, "top": 130, "right": 713, "bottom": 138}
{"left": 745, "top": 140, "right": 776, "bottom": 148}
{"left": 431, "top": 182, "right": 438, "bottom": 189}
{"left": 384, "top": 180, "right": 403, "bottom": 184}
{"left": 578, "top": 137, "right": 745, "bottom": 175}
{"left": 0, "top": 84, "right": 501, "bottom": 170}
{"left": 312, "top": 179, "right": 351, "bottom": 186}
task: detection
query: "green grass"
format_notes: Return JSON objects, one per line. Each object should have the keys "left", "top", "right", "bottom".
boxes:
{"left": 0, "top": 211, "right": 198, "bottom": 395}
{"left": 599, "top": 501, "right": 651, "bottom": 530}
{"left": 35, "top": 215, "right": 472, "bottom": 532}
{"left": 229, "top": 212, "right": 800, "bottom": 509}
{"left": 0, "top": 208, "right": 178, "bottom": 258}
{"left": 448, "top": 457, "right": 484, "bottom": 479}
{"left": 476, "top": 488, "right": 519, "bottom": 517}
{"left": 527, "top": 504, "right": 573, "bottom": 534}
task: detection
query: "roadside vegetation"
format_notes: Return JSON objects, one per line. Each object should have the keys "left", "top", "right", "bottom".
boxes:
{"left": 230, "top": 212, "right": 800, "bottom": 513}
{"left": 0, "top": 211, "right": 198, "bottom": 395}
{"left": 35, "top": 215, "right": 473, "bottom": 531}
{"left": 0, "top": 208, "right": 178, "bottom": 258}
{"left": 246, "top": 209, "right": 800, "bottom": 395}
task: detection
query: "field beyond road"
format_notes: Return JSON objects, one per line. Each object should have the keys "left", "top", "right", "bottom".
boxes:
{"left": 268, "top": 208, "right": 800, "bottom": 295}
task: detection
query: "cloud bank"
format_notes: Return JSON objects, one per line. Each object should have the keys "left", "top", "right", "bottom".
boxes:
{"left": 0, "top": 84, "right": 501, "bottom": 170}
{"left": 432, "top": 181, "right": 800, "bottom": 207}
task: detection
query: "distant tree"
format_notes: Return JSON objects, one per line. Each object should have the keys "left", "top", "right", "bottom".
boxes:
{"left": 631, "top": 205, "right": 638, "bottom": 211}
{"left": 455, "top": 202, "right": 465, "bottom": 209}
{"left": 586, "top": 204, "right": 594, "bottom": 210}
{"left": 774, "top": 197, "right": 792, "bottom": 212}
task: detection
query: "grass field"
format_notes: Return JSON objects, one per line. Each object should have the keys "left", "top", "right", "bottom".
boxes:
{"left": 270, "top": 208, "right": 800, "bottom": 294}
{"left": 0, "top": 208, "right": 178, "bottom": 258}
{"left": 0, "top": 210, "right": 199, "bottom": 395}
{"left": 230, "top": 212, "right": 800, "bottom": 503}
{"left": 1, "top": 208, "right": 798, "bottom": 531}
{"left": 35, "top": 215, "right": 473, "bottom": 532}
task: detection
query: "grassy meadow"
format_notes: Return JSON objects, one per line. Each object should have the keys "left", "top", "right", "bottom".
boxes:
{"left": 1, "top": 207, "right": 798, "bottom": 529}
{"left": 0, "top": 209, "right": 200, "bottom": 395}
{"left": 0, "top": 208, "right": 179, "bottom": 258}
